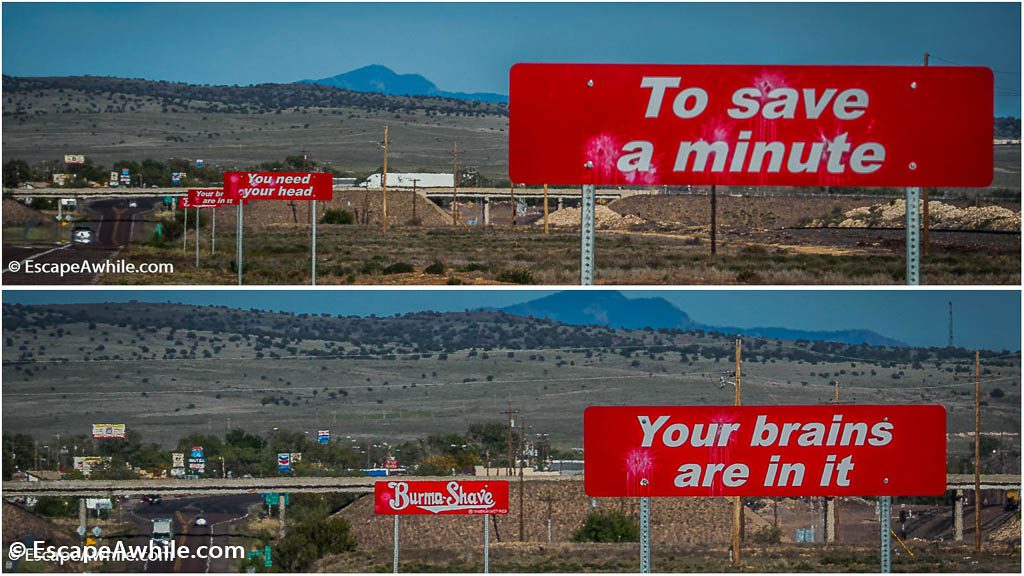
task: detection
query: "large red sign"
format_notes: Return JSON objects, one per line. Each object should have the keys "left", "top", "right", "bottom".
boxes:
{"left": 374, "top": 480, "right": 510, "bottom": 515}
{"left": 223, "top": 172, "right": 333, "bottom": 201}
{"left": 584, "top": 405, "right": 946, "bottom": 498}
{"left": 510, "top": 64, "right": 993, "bottom": 187}
{"left": 182, "top": 188, "right": 245, "bottom": 208}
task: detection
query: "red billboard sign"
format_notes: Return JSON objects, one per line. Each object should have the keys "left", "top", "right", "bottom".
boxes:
{"left": 510, "top": 64, "right": 993, "bottom": 187}
{"left": 223, "top": 172, "right": 333, "bottom": 201}
{"left": 584, "top": 405, "right": 946, "bottom": 498}
{"left": 374, "top": 480, "right": 510, "bottom": 515}
{"left": 182, "top": 188, "right": 245, "bottom": 208}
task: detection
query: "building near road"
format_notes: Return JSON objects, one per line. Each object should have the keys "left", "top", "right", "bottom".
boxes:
{"left": 362, "top": 172, "right": 454, "bottom": 189}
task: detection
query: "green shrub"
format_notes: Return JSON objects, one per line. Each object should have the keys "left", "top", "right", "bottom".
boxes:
{"left": 275, "top": 516, "right": 356, "bottom": 572}
{"left": 424, "top": 260, "right": 446, "bottom": 275}
{"left": 749, "top": 525, "right": 783, "bottom": 545}
{"left": 33, "top": 497, "right": 80, "bottom": 518}
{"left": 497, "top": 268, "right": 536, "bottom": 284}
{"left": 572, "top": 510, "right": 639, "bottom": 543}
{"left": 383, "top": 262, "right": 415, "bottom": 275}
{"left": 320, "top": 209, "right": 354, "bottom": 225}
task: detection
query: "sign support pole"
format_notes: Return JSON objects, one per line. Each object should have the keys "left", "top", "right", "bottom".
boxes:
{"left": 904, "top": 187, "right": 920, "bottom": 285}
{"left": 393, "top": 515, "right": 400, "bottom": 573}
{"left": 211, "top": 209, "right": 216, "bottom": 255}
{"left": 639, "top": 496, "right": 651, "bottom": 573}
{"left": 195, "top": 207, "right": 200, "bottom": 268}
{"left": 879, "top": 496, "right": 892, "bottom": 573}
{"left": 311, "top": 199, "right": 317, "bottom": 286}
{"left": 483, "top": 514, "right": 490, "bottom": 573}
{"left": 182, "top": 207, "right": 188, "bottom": 252}
{"left": 580, "top": 184, "right": 595, "bottom": 285}
{"left": 236, "top": 203, "right": 243, "bottom": 286}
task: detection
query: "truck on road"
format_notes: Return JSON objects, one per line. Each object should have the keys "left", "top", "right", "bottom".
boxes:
{"left": 151, "top": 518, "right": 173, "bottom": 542}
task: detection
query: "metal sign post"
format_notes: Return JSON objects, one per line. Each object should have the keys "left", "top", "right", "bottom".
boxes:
{"left": 639, "top": 496, "right": 652, "bottom": 573}
{"left": 392, "top": 515, "right": 400, "bottom": 573}
{"left": 879, "top": 496, "right": 892, "bottom": 573}
{"left": 580, "top": 184, "right": 595, "bottom": 285}
{"left": 483, "top": 514, "right": 490, "bottom": 573}
{"left": 311, "top": 199, "right": 317, "bottom": 285}
{"left": 236, "top": 203, "right": 243, "bottom": 286}
{"left": 182, "top": 207, "right": 188, "bottom": 252}
{"left": 905, "top": 187, "right": 921, "bottom": 285}
{"left": 195, "top": 207, "right": 200, "bottom": 268}
{"left": 211, "top": 209, "right": 216, "bottom": 255}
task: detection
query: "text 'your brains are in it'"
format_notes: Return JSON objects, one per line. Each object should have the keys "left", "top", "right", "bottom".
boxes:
{"left": 637, "top": 413, "right": 895, "bottom": 489}
{"left": 617, "top": 77, "right": 884, "bottom": 176}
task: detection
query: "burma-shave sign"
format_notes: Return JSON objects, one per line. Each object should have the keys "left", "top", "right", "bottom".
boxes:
{"left": 583, "top": 405, "right": 946, "bottom": 497}
{"left": 223, "top": 172, "right": 333, "bottom": 201}
{"left": 181, "top": 189, "right": 246, "bottom": 209}
{"left": 510, "top": 64, "right": 993, "bottom": 187}
{"left": 375, "top": 480, "right": 510, "bottom": 515}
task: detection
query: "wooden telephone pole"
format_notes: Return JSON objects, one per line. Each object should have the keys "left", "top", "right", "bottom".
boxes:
{"left": 509, "top": 182, "right": 516, "bottom": 226}
{"left": 543, "top": 184, "right": 550, "bottom": 234}
{"left": 382, "top": 125, "right": 389, "bottom": 234}
{"left": 974, "top": 350, "right": 982, "bottom": 552}
{"left": 711, "top": 185, "right": 718, "bottom": 255}
{"left": 453, "top": 141, "right": 460, "bottom": 226}
{"left": 502, "top": 404, "right": 519, "bottom": 475}
{"left": 732, "top": 339, "right": 742, "bottom": 566}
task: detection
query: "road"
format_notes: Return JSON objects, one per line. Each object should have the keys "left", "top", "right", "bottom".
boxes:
{"left": 2, "top": 196, "right": 162, "bottom": 285}
{"left": 129, "top": 494, "right": 260, "bottom": 573}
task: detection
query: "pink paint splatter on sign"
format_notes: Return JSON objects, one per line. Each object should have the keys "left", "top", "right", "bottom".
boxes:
{"left": 624, "top": 448, "right": 654, "bottom": 495}
{"left": 584, "top": 133, "right": 622, "bottom": 182}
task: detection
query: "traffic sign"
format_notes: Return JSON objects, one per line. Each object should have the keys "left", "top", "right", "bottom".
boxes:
{"left": 510, "top": 63, "right": 993, "bottom": 187}
{"left": 583, "top": 404, "right": 947, "bottom": 497}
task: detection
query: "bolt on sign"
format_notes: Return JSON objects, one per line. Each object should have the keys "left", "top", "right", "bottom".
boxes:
{"left": 583, "top": 405, "right": 946, "bottom": 498}
{"left": 510, "top": 64, "right": 993, "bottom": 187}
{"left": 223, "top": 172, "right": 333, "bottom": 201}
{"left": 375, "top": 480, "right": 510, "bottom": 515}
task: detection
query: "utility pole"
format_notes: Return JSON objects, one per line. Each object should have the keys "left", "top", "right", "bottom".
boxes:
{"left": 974, "top": 350, "right": 981, "bottom": 552}
{"left": 519, "top": 415, "right": 526, "bottom": 542}
{"left": 710, "top": 185, "right": 717, "bottom": 255}
{"left": 948, "top": 301, "right": 954, "bottom": 348}
{"left": 543, "top": 184, "right": 549, "bottom": 234}
{"left": 381, "top": 125, "right": 389, "bottom": 234}
{"left": 410, "top": 178, "right": 420, "bottom": 223}
{"left": 732, "top": 339, "right": 742, "bottom": 566}
{"left": 509, "top": 182, "right": 516, "bottom": 226}
{"left": 502, "top": 404, "right": 519, "bottom": 475}
{"left": 453, "top": 142, "right": 459, "bottom": 226}
{"left": 922, "top": 52, "right": 931, "bottom": 255}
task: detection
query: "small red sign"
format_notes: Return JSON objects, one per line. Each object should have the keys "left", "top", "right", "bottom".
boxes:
{"left": 223, "top": 172, "right": 333, "bottom": 201}
{"left": 183, "top": 188, "right": 245, "bottom": 208}
{"left": 584, "top": 405, "right": 946, "bottom": 498}
{"left": 510, "top": 63, "right": 993, "bottom": 187}
{"left": 374, "top": 480, "right": 510, "bottom": 515}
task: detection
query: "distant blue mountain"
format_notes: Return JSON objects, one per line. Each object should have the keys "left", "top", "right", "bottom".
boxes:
{"left": 501, "top": 291, "right": 907, "bottom": 348}
{"left": 298, "top": 64, "right": 508, "bottom": 103}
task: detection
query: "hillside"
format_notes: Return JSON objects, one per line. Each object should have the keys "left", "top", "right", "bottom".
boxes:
{"left": 1, "top": 75, "right": 508, "bottom": 176}
{"left": 3, "top": 302, "right": 1018, "bottom": 452}
{"left": 299, "top": 64, "right": 507, "bottom": 103}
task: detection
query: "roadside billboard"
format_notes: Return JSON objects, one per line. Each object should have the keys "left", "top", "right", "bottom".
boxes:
{"left": 223, "top": 172, "right": 333, "bottom": 201}
{"left": 509, "top": 63, "right": 993, "bottom": 187}
{"left": 92, "top": 424, "right": 126, "bottom": 439}
{"left": 583, "top": 405, "right": 946, "bottom": 497}
{"left": 171, "top": 452, "right": 185, "bottom": 468}
{"left": 64, "top": 154, "right": 85, "bottom": 164}
{"left": 374, "top": 480, "right": 510, "bottom": 515}
{"left": 73, "top": 456, "right": 110, "bottom": 474}
{"left": 183, "top": 188, "right": 245, "bottom": 208}
{"left": 277, "top": 453, "right": 292, "bottom": 472}
{"left": 317, "top": 430, "right": 330, "bottom": 444}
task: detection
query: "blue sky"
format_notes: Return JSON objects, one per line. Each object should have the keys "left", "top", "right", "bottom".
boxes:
{"left": 2, "top": 2, "right": 1020, "bottom": 116}
{"left": 3, "top": 290, "right": 1019, "bottom": 351}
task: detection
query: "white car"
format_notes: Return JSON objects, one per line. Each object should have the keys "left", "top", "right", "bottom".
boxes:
{"left": 72, "top": 226, "right": 93, "bottom": 244}
{"left": 194, "top": 517, "right": 207, "bottom": 527}
{"left": 129, "top": 201, "right": 138, "bottom": 208}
